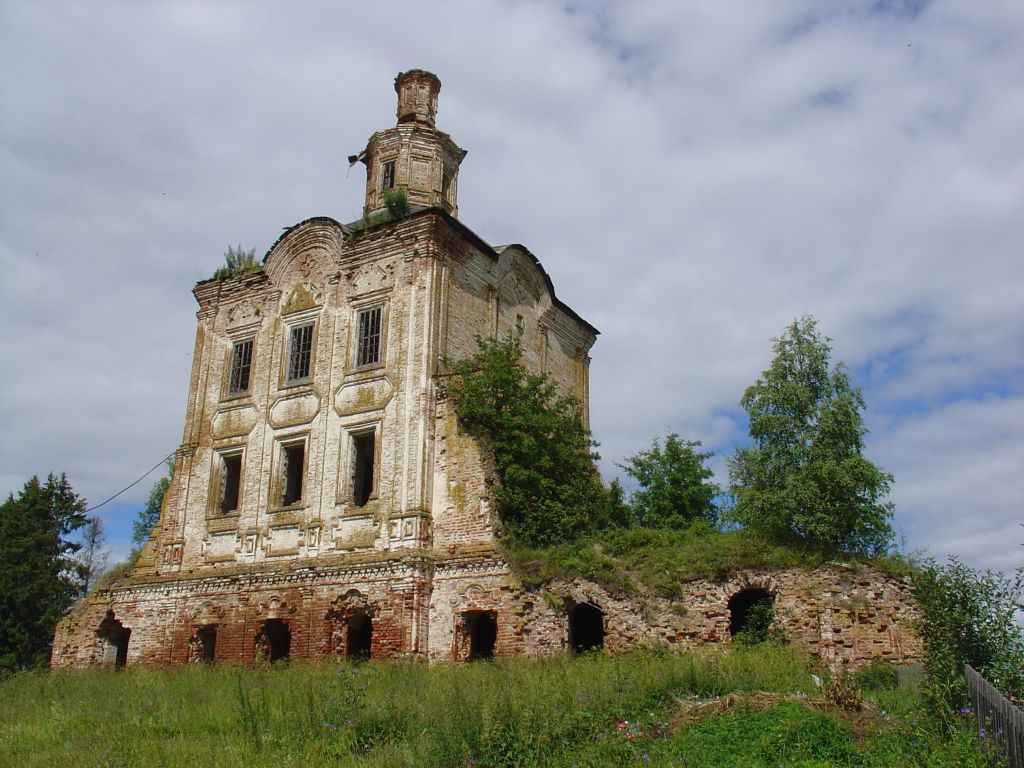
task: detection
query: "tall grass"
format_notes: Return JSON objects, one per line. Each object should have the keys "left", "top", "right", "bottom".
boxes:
{"left": 0, "top": 645, "right": 983, "bottom": 767}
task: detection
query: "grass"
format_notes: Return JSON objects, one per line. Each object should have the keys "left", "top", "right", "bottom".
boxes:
{"left": 506, "top": 526, "right": 916, "bottom": 598}
{"left": 0, "top": 644, "right": 987, "bottom": 767}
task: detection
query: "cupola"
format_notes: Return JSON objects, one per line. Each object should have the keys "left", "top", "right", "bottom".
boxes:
{"left": 353, "top": 70, "right": 467, "bottom": 219}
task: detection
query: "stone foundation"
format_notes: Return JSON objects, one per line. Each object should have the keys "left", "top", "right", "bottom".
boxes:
{"left": 53, "top": 555, "right": 920, "bottom": 671}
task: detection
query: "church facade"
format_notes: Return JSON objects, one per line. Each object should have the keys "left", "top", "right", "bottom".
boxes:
{"left": 52, "top": 70, "right": 598, "bottom": 666}
{"left": 52, "top": 71, "right": 922, "bottom": 671}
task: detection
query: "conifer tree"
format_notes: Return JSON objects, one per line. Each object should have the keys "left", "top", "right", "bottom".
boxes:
{"left": 0, "top": 474, "right": 87, "bottom": 670}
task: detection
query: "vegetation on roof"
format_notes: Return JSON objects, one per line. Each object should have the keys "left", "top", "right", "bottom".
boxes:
{"left": 210, "top": 244, "right": 263, "bottom": 281}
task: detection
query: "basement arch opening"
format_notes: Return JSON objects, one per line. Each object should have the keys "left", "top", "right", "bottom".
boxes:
{"left": 728, "top": 588, "right": 775, "bottom": 641}
{"left": 346, "top": 612, "right": 373, "bottom": 660}
{"left": 97, "top": 611, "right": 130, "bottom": 668}
{"left": 196, "top": 626, "right": 217, "bottom": 663}
{"left": 568, "top": 602, "right": 604, "bottom": 653}
{"left": 256, "top": 619, "right": 291, "bottom": 662}
{"left": 462, "top": 611, "right": 497, "bottom": 660}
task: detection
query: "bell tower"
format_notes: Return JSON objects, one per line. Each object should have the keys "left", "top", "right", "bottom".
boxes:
{"left": 356, "top": 70, "right": 467, "bottom": 218}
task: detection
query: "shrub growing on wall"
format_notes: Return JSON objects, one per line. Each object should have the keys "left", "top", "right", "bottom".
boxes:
{"left": 446, "top": 336, "right": 610, "bottom": 546}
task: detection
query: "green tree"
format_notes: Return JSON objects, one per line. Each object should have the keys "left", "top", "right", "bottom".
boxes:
{"left": 727, "top": 316, "right": 894, "bottom": 555}
{"left": 446, "top": 336, "right": 610, "bottom": 546}
{"left": 132, "top": 460, "right": 172, "bottom": 547}
{"left": 0, "top": 474, "right": 87, "bottom": 671}
{"left": 619, "top": 433, "right": 719, "bottom": 528}
{"left": 912, "top": 558, "right": 1024, "bottom": 710}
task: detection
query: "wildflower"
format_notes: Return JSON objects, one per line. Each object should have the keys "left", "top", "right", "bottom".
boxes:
{"left": 617, "top": 721, "right": 629, "bottom": 730}
{"left": 996, "top": 727, "right": 1005, "bottom": 736}
{"left": 959, "top": 706, "right": 972, "bottom": 715}
{"left": 979, "top": 729, "right": 987, "bottom": 738}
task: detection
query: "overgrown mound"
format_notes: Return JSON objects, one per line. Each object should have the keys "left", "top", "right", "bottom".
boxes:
{"left": 505, "top": 524, "right": 913, "bottom": 598}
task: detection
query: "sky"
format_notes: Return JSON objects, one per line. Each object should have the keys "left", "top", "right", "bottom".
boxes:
{"left": 1, "top": 0, "right": 1021, "bottom": 574}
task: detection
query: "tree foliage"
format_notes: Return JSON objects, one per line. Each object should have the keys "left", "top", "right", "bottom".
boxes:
{"left": 727, "top": 316, "right": 894, "bottom": 555}
{"left": 132, "top": 466, "right": 171, "bottom": 548}
{"left": 619, "top": 433, "right": 719, "bottom": 528}
{"left": 446, "top": 336, "right": 611, "bottom": 546}
{"left": 212, "top": 244, "right": 261, "bottom": 280}
{"left": 912, "top": 558, "right": 1024, "bottom": 710}
{"left": 0, "top": 474, "right": 87, "bottom": 671}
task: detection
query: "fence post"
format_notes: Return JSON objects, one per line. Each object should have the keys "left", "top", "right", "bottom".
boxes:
{"left": 963, "top": 663, "right": 1024, "bottom": 768}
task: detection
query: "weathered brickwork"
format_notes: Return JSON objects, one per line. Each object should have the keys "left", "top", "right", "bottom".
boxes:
{"left": 52, "top": 70, "right": 920, "bottom": 671}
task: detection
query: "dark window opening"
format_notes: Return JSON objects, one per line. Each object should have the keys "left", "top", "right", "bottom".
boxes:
{"left": 355, "top": 307, "right": 382, "bottom": 367}
{"left": 568, "top": 603, "right": 604, "bottom": 653}
{"left": 441, "top": 166, "right": 453, "bottom": 201}
{"left": 197, "top": 626, "right": 217, "bottom": 663}
{"left": 287, "top": 323, "right": 313, "bottom": 382}
{"left": 346, "top": 613, "right": 373, "bottom": 660}
{"left": 220, "top": 454, "right": 242, "bottom": 514}
{"left": 97, "top": 611, "right": 131, "bottom": 668}
{"left": 381, "top": 160, "right": 396, "bottom": 190}
{"left": 228, "top": 338, "right": 253, "bottom": 393}
{"left": 728, "top": 588, "right": 775, "bottom": 642}
{"left": 464, "top": 611, "right": 497, "bottom": 660}
{"left": 352, "top": 432, "right": 375, "bottom": 507}
{"left": 256, "top": 619, "right": 290, "bottom": 662}
{"left": 282, "top": 443, "right": 305, "bottom": 506}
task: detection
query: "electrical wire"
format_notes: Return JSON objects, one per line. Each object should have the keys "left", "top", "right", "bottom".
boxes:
{"left": 84, "top": 451, "right": 176, "bottom": 514}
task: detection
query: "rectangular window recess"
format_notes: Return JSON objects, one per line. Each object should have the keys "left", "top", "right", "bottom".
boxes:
{"left": 352, "top": 432, "right": 375, "bottom": 507}
{"left": 220, "top": 454, "right": 242, "bottom": 514}
{"left": 227, "top": 338, "right": 253, "bottom": 394}
{"left": 381, "top": 160, "right": 396, "bottom": 191}
{"left": 282, "top": 443, "right": 305, "bottom": 506}
{"left": 356, "top": 307, "right": 382, "bottom": 367}
{"left": 287, "top": 323, "right": 313, "bottom": 382}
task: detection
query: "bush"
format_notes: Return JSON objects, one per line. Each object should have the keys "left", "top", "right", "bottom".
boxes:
{"left": 382, "top": 187, "right": 409, "bottom": 219}
{"left": 446, "top": 335, "right": 611, "bottom": 546}
{"left": 912, "top": 557, "right": 1024, "bottom": 710}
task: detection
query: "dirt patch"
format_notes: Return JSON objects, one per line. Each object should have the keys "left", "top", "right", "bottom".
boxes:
{"left": 669, "top": 691, "right": 897, "bottom": 745}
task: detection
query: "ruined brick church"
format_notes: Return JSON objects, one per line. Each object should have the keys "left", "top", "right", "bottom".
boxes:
{"left": 53, "top": 71, "right": 921, "bottom": 670}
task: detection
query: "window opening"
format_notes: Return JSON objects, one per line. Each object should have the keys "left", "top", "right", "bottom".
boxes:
{"left": 287, "top": 323, "right": 313, "bottom": 382}
{"left": 255, "top": 619, "right": 290, "bottom": 662}
{"left": 220, "top": 454, "right": 242, "bottom": 514}
{"left": 227, "top": 338, "right": 253, "bottom": 394}
{"left": 568, "top": 603, "right": 604, "bottom": 653}
{"left": 728, "top": 588, "right": 775, "bottom": 641}
{"left": 464, "top": 611, "right": 497, "bottom": 660}
{"left": 355, "top": 307, "right": 382, "bottom": 367}
{"left": 97, "top": 611, "right": 131, "bottom": 668}
{"left": 441, "top": 165, "right": 453, "bottom": 201}
{"left": 381, "top": 160, "right": 396, "bottom": 190}
{"left": 352, "top": 432, "right": 375, "bottom": 507}
{"left": 197, "top": 626, "right": 217, "bottom": 663}
{"left": 346, "top": 613, "right": 373, "bottom": 660}
{"left": 281, "top": 443, "right": 305, "bottom": 506}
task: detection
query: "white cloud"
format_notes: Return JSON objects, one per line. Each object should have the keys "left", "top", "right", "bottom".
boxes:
{"left": 0, "top": 0, "right": 1020, "bottom": 574}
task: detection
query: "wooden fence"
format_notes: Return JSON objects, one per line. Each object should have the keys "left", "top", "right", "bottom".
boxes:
{"left": 965, "top": 664, "right": 1024, "bottom": 768}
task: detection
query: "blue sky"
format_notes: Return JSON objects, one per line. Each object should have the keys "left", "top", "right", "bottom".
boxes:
{"left": 1, "top": 0, "right": 1021, "bottom": 573}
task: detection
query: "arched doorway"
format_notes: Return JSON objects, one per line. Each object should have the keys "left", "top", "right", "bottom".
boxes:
{"left": 568, "top": 603, "right": 604, "bottom": 653}
{"left": 462, "top": 611, "right": 497, "bottom": 660}
{"left": 346, "top": 612, "right": 373, "bottom": 659}
{"left": 256, "top": 619, "right": 291, "bottom": 661}
{"left": 728, "top": 588, "right": 775, "bottom": 642}
{"left": 196, "top": 626, "right": 217, "bottom": 663}
{"left": 97, "top": 611, "right": 130, "bottom": 668}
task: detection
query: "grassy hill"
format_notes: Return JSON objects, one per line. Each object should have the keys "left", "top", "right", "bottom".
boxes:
{"left": 0, "top": 644, "right": 987, "bottom": 767}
